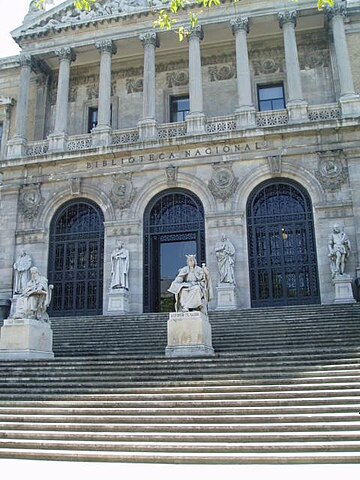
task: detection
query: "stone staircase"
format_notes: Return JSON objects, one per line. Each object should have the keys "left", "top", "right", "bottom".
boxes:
{"left": 0, "top": 303, "right": 359, "bottom": 463}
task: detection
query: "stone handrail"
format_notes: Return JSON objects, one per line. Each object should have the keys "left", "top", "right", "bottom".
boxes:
{"left": 67, "top": 134, "right": 93, "bottom": 151}
{"left": 308, "top": 103, "right": 341, "bottom": 122}
{"left": 206, "top": 116, "right": 237, "bottom": 133}
{"left": 158, "top": 122, "right": 187, "bottom": 139}
{"left": 25, "top": 140, "right": 49, "bottom": 157}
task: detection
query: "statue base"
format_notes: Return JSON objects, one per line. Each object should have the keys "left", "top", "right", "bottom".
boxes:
{"left": 0, "top": 318, "right": 54, "bottom": 360}
{"left": 165, "top": 311, "right": 215, "bottom": 358}
{"left": 216, "top": 284, "right": 237, "bottom": 310}
{"left": 332, "top": 275, "right": 356, "bottom": 304}
{"left": 106, "top": 288, "right": 129, "bottom": 314}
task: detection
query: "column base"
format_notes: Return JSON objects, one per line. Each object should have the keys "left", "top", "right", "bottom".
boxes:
{"left": 48, "top": 132, "right": 68, "bottom": 153}
{"left": 287, "top": 101, "right": 309, "bottom": 124}
{"left": 165, "top": 311, "right": 215, "bottom": 358}
{"left": 138, "top": 119, "right": 158, "bottom": 141}
{"left": 92, "top": 125, "right": 112, "bottom": 147}
{"left": 106, "top": 288, "right": 129, "bottom": 314}
{"left": 339, "top": 94, "right": 360, "bottom": 118}
{"left": 0, "top": 318, "right": 54, "bottom": 360}
{"left": 216, "top": 284, "right": 237, "bottom": 310}
{"left": 235, "top": 106, "right": 256, "bottom": 129}
{"left": 6, "top": 136, "right": 27, "bottom": 159}
{"left": 186, "top": 113, "right": 206, "bottom": 135}
{"left": 332, "top": 274, "right": 356, "bottom": 304}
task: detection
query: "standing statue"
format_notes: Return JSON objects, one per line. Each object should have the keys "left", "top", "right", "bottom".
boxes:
{"left": 328, "top": 223, "right": 351, "bottom": 278}
{"left": 215, "top": 234, "right": 236, "bottom": 285}
{"left": 168, "top": 255, "right": 213, "bottom": 313}
{"left": 13, "top": 267, "right": 53, "bottom": 322}
{"left": 110, "top": 240, "right": 129, "bottom": 290}
{"left": 13, "top": 250, "right": 33, "bottom": 294}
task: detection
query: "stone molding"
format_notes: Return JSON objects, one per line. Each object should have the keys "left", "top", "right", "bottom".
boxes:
{"left": 230, "top": 16, "right": 249, "bottom": 35}
{"left": 95, "top": 39, "right": 117, "bottom": 55}
{"left": 278, "top": 10, "right": 298, "bottom": 28}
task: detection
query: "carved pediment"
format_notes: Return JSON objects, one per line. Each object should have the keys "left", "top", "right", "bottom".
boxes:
{"left": 12, "top": 0, "right": 164, "bottom": 40}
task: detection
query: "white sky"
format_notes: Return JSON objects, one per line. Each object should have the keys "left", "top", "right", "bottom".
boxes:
{"left": 0, "top": 0, "right": 62, "bottom": 59}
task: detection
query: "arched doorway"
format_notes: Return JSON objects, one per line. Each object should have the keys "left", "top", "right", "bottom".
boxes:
{"left": 247, "top": 179, "right": 320, "bottom": 307}
{"left": 48, "top": 199, "right": 104, "bottom": 317}
{"left": 143, "top": 189, "right": 206, "bottom": 312}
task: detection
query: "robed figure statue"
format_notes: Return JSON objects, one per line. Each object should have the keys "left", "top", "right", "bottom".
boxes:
{"left": 110, "top": 241, "right": 129, "bottom": 290}
{"left": 168, "top": 255, "right": 213, "bottom": 313}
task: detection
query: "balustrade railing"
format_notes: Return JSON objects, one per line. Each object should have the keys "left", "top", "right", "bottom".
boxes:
{"left": 308, "top": 103, "right": 341, "bottom": 122}
{"left": 206, "top": 116, "right": 237, "bottom": 133}
{"left": 111, "top": 128, "right": 139, "bottom": 145}
{"left": 67, "top": 134, "right": 93, "bottom": 151}
{"left": 256, "top": 109, "right": 289, "bottom": 127}
{"left": 26, "top": 140, "right": 49, "bottom": 156}
{"left": 158, "top": 122, "right": 187, "bottom": 139}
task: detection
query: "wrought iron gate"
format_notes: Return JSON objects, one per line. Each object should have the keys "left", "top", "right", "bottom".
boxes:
{"left": 48, "top": 199, "right": 104, "bottom": 316}
{"left": 247, "top": 179, "right": 320, "bottom": 307}
{"left": 143, "top": 189, "right": 206, "bottom": 312}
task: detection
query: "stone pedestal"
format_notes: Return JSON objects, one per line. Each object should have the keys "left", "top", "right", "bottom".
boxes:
{"left": 138, "top": 119, "right": 158, "bottom": 141}
{"left": 235, "top": 106, "right": 256, "bottom": 129}
{"left": 165, "top": 311, "right": 215, "bottom": 357}
{"left": 216, "top": 284, "right": 237, "bottom": 310}
{"left": 92, "top": 125, "right": 112, "bottom": 147}
{"left": 287, "top": 101, "right": 309, "bottom": 124}
{"left": 186, "top": 113, "right": 206, "bottom": 135}
{"left": 48, "top": 132, "right": 68, "bottom": 153}
{"left": 0, "top": 318, "right": 54, "bottom": 360}
{"left": 106, "top": 288, "right": 129, "bottom": 314}
{"left": 339, "top": 94, "right": 360, "bottom": 119}
{"left": 6, "top": 137, "right": 27, "bottom": 159}
{"left": 333, "top": 275, "right": 356, "bottom": 304}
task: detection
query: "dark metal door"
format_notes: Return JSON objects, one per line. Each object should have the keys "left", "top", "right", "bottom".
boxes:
{"left": 144, "top": 189, "right": 206, "bottom": 312}
{"left": 247, "top": 179, "right": 320, "bottom": 307}
{"left": 48, "top": 199, "right": 104, "bottom": 317}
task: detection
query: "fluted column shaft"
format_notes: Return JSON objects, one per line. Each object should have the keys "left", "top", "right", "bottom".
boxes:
{"left": 327, "top": 6, "right": 355, "bottom": 97}
{"left": 278, "top": 11, "right": 303, "bottom": 103}
{"left": 15, "top": 55, "right": 33, "bottom": 139}
{"left": 96, "top": 40, "right": 117, "bottom": 128}
{"left": 54, "top": 48, "right": 76, "bottom": 134}
{"left": 140, "top": 33, "right": 158, "bottom": 120}
{"left": 231, "top": 17, "right": 253, "bottom": 109}
{"left": 188, "top": 26, "right": 204, "bottom": 115}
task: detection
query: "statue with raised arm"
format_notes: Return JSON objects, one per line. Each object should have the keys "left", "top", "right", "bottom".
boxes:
{"left": 215, "top": 234, "right": 236, "bottom": 285}
{"left": 168, "top": 255, "right": 212, "bottom": 314}
{"left": 110, "top": 240, "right": 129, "bottom": 290}
{"left": 13, "top": 267, "right": 53, "bottom": 322}
{"left": 13, "top": 249, "right": 32, "bottom": 294}
{"left": 328, "top": 223, "right": 351, "bottom": 278}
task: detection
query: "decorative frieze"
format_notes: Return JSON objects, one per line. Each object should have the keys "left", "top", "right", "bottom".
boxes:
{"left": 208, "top": 65, "right": 236, "bottom": 82}
{"left": 315, "top": 150, "right": 349, "bottom": 192}
{"left": 126, "top": 78, "right": 143, "bottom": 94}
{"left": 208, "top": 163, "right": 238, "bottom": 202}
{"left": 166, "top": 71, "right": 189, "bottom": 88}
{"left": 18, "top": 183, "right": 44, "bottom": 220}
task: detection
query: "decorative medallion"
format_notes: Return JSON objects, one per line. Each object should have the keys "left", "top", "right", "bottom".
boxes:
{"left": 110, "top": 173, "right": 136, "bottom": 210}
{"left": 208, "top": 163, "right": 238, "bottom": 201}
{"left": 166, "top": 71, "right": 189, "bottom": 88}
{"left": 18, "top": 183, "right": 44, "bottom": 220}
{"left": 208, "top": 65, "right": 236, "bottom": 82}
{"left": 166, "top": 165, "right": 178, "bottom": 186}
{"left": 315, "top": 150, "right": 349, "bottom": 192}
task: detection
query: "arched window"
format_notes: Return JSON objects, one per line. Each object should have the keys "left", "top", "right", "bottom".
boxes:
{"left": 48, "top": 199, "right": 104, "bottom": 317}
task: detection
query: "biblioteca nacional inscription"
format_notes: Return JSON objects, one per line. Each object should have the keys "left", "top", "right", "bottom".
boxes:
{"left": 86, "top": 142, "right": 272, "bottom": 169}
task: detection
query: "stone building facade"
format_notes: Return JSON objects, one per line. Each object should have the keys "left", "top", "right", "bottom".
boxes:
{"left": 0, "top": 0, "right": 360, "bottom": 318}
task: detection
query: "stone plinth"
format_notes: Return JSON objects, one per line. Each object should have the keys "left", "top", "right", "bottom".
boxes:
{"left": 339, "top": 95, "right": 360, "bottom": 118}
{"left": 287, "top": 101, "right": 309, "bottom": 124}
{"left": 235, "top": 106, "right": 256, "bottom": 129}
{"left": 138, "top": 119, "right": 158, "bottom": 140}
{"left": 0, "top": 318, "right": 54, "bottom": 360}
{"left": 92, "top": 125, "right": 112, "bottom": 147}
{"left": 333, "top": 275, "right": 356, "bottom": 304}
{"left": 6, "top": 137, "right": 27, "bottom": 159}
{"left": 48, "top": 132, "right": 68, "bottom": 153}
{"left": 186, "top": 113, "right": 206, "bottom": 135}
{"left": 106, "top": 288, "right": 129, "bottom": 314}
{"left": 216, "top": 284, "right": 237, "bottom": 310}
{"left": 165, "top": 311, "right": 215, "bottom": 357}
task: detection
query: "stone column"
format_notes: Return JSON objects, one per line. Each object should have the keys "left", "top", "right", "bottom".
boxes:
{"left": 7, "top": 54, "right": 33, "bottom": 158}
{"left": 278, "top": 10, "right": 308, "bottom": 123}
{"left": 326, "top": 4, "right": 360, "bottom": 118}
{"left": 92, "top": 40, "right": 117, "bottom": 147}
{"left": 230, "top": 17, "right": 256, "bottom": 128}
{"left": 138, "top": 32, "right": 159, "bottom": 140}
{"left": 48, "top": 47, "right": 76, "bottom": 152}
{"left": 186, "top": 25, "right": 206, "bottom": 135}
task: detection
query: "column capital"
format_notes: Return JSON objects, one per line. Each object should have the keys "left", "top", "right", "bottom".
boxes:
{"left": 230, "top": 16, "right": 249, "bottom": 35}
{"left": 139, "top": 32, "right": 159, "bottom": 48}
{"left": 188, "top": 25, "right": 204, "bottom": 41}
{"left": 19, "top": 53, "right": 36, "bottom": 69}
{"left": 95, "top": 39, "right": 117, "bottom": 55}
{"left": 54, "top": 47, "right": 76, "bottom": 63}
{"left": 278, "top": 10, "right": 298, "bottom": 29}
{"left": 325, "top": 2, "right": 347, "bottom": 21}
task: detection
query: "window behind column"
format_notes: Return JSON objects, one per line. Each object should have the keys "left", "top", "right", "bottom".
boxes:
{"left": 87, "top": 105, "right": 113, "bottom": 133}
{"left": 170, "top": 95, "right": 189, "bottom": 122}
{"left": 257, "top": 84, "right": 285, "bottom": 111}
{"left": 0, "top": 123, "right": 3, "bottom": 154}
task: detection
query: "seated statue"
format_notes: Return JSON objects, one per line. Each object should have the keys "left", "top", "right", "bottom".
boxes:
{"left": 168, "top": 255, "right": 212, "bottom": 314}
{"left": 13, "top": 267, "right": 53, "bottom": 322}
